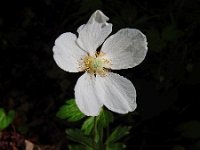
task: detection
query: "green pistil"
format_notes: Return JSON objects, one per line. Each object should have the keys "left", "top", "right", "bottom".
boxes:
{"left": 91, "top": 59, "right": 103, "bottom": 70}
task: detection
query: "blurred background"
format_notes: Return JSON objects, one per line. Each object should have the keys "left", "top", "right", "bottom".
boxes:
{"left": 0, "top": 0, "right": 200, "bottom": 149}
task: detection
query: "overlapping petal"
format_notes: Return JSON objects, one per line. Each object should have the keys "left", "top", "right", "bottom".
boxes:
{"left": 77, "top": 10, "right": 112, "bottom": 55}
{"left": 101, "top": 28, "right": 148, "bottom": 70}
{"left": 74, "top": 73, "right": 103, "bottom": 116}
{"left": 53, "top": 32, "right": 86, "bottom": 72}
{"left": 96, "top": 72, "right": 137, "bottom": 114}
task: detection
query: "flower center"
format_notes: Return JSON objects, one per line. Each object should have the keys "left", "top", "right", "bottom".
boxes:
{"left": 90, "top": 58, "right": 103, "bottom": 70}
{"left": 80, "top": 52, "right": 110, "bottom": 76}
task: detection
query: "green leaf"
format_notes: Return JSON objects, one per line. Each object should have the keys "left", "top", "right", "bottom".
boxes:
{"left": 81, "top": 110, "right": 114, "bottom": 136}
{"left": 94, "top": 110, "right": 114, "bottom": 143}
{"left": 106, "top": 126, "right": 132, "bottom": 144}
{"left": 56, "top": 99, "right": 85, "bottom": 122}
{"left": 68, "top": 144, "right": 93, "bottom": 150}
{"left": 81, "top": 117, "right": 95, "bottom": 135}
{"left": 97, "top": 110, "right": 113, "bottom": 128}
{"left": 68, "top": 145, "right": 85, "bottom": 150}
{"left": 106, "top": 143, "right": 126, "bottom": 150}
{"left": 177, "top": 120, "right": 200, "bottom": 138}
{"left": 66, "top": 128, "right": 94, "bottom": 148}
{"left": 0, "top": 108, "right": 15, "bottom": 130}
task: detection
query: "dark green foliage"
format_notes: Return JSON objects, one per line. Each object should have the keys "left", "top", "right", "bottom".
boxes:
{"left": 97, "top": 110, "right": 114, "bottom": 128}
{"left": 81, "top": 109, "right": 113, "bottom": 135}
{"left": 106, "top": 126, "right": 132, "bottom": 144}
{"left": 0, "top": 108, "right": 15, "bottom": 130}
{"left": 67, "top": 108, "right": 130, "bottom": 150}
{"left": 56, "top": 99, "right": 85, "bottom": 122}
{"left": 81, "top": 117, "right": 95, "bottom": 135}
{"left": 68, "top": 144, "right": 92, "bottom": 150}
{"left": 66, "top": 129, "right": 94, "bottom": 148}
{"left": 106, "top": 143, "right": 126, "bottom": 150}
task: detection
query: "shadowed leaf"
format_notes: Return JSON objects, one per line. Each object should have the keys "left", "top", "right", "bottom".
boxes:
{"left": 0, "top": 108, "right": 15, "bottom": 130}
{"left": 106, "top": 126, "right": 131, "bottom": 144}
{"left": 56, "top": 99, "right": 85, "bottom": 122}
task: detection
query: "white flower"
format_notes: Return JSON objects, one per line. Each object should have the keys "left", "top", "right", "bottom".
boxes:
{"left": 53, "top": 10, "right": 148, "bottom": 116}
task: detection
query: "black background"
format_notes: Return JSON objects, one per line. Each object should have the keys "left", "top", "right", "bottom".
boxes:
{"left": 0, "top": 0, "right": 200, "bottom": 150}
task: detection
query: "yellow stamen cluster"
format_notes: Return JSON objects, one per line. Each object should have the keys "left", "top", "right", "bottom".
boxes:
{"left": 79, "top": 52, "right": 111, "bottom": 76}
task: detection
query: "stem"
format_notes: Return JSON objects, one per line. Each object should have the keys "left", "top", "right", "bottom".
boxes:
{"left": 94, "top": 117, "right": 98, "bottom": 143}
{"left": 93, "top": 116, "right": 104, "bottom": 150}
{"left": 93, "top": 117, "right": 99, "bottom": 150}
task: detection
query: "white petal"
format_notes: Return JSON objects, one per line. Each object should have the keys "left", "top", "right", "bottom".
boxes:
{"left": 101, "top": 28, "right": 148, "bottom": 70}
{"left": 74, "top": 73, "right": 103, "bottom": 116}
{"left": 53, "top": 32, "right": 86, "bottom": 72}
{"left": 77, "top": 10, "right": 112, "bottom": 55}
{"left": 77, "top": 10, "right": 110, "bottom": 33}
{"left": 96, "top": 72, "right": 137, "bottom": 114}
{"left": 88, "top": 10, "right": 109, "bottom": 24}
{"left": 77, "top": 24, "right": 85, "bottom": 33}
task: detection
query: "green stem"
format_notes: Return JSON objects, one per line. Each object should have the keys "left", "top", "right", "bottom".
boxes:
{"left": 94, "top": 116, "right": 98, "bottom": 143}
{"left": 93, "top": 117, "right": 99, "bottom": 150}
{"left": 93, "top": 116, "right": 104, "bottom": 150}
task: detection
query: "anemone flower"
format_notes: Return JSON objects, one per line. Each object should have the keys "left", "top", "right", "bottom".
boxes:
{"left": 53, "top": 10, "right": 148, "bottom": 116}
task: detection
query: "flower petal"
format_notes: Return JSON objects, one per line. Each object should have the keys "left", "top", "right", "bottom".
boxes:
{"left": 77, "top": 10, "right": 112, "bottom": 55}
{"left": 101, "top": 28, "right": 148, "bottom": 70}
{"left": 53, "top": 32, "right": 86, "bottom": 72}
{"left": 88, "top": 10, "right": 109, "bottom": 24}
{"left": 74, "top": 73, "right": 103, "bottom": 116}
{"left": 77, "top": 10, "right": 109, "bottom": 32}
{"left": 96, "top": 72, "right": 137, "bottom": 114}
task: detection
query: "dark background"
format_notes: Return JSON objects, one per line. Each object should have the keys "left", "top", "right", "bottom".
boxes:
{"left": 0, "top": 0, "right": 200, "bottom": 149}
